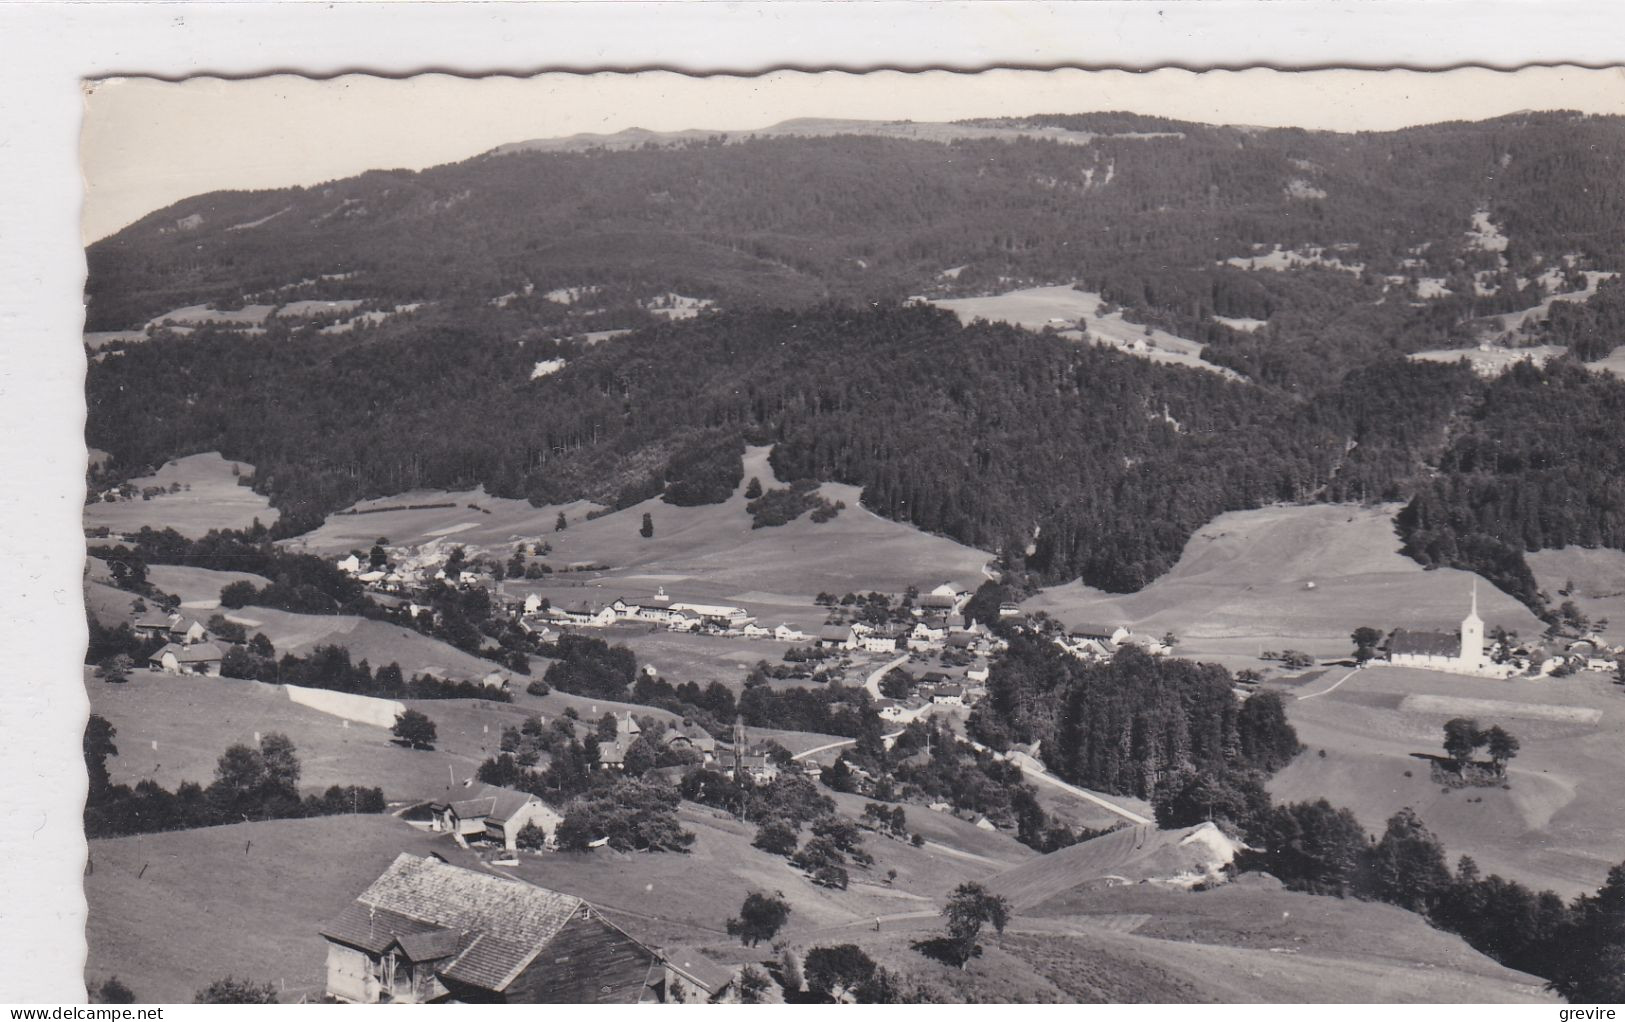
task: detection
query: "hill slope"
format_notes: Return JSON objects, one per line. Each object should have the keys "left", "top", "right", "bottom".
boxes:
{"left": 1024, "top": 503, "right": 1545, "bottom": 658}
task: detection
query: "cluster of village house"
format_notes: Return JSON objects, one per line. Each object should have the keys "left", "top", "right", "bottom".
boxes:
{"left": 133, "top": 610, "right": 224, "bottom": 676}
{"left": 1039, "top": 587, "right": 1619, "bottom": 679}
{"left": 1051, "top": 622, "right": 1173, "bottom": 663}
{"left": 1380, "top": 588, "right": 1620, "bottom": 678}
{"left": 316, "top": 714, "right": 806, "bottom": 1004}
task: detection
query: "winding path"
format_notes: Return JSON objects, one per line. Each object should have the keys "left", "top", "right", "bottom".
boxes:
{"left": 1003, "top": 751, "right": 1153, "bottom": 826}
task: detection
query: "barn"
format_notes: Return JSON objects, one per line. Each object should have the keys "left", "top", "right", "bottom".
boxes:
{"left": 320, "top": 854, "right": 665, "bottom": 1003}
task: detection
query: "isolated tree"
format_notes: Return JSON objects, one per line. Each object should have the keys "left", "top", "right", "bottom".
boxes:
{"left": 941, "top": 882, "right": 1011, "bottom": 967}
{"left": 1484, "top": 726, "right": 1520, "bottom": 773}
{"left": 1351, "top": 626, "right": 1384, "bottom": 662}
{"left": 744, "top": 476, "right": 763, "bottom": 500}
{"left": 878, "top": 669, "right": 914, "bottom": 700}
{"left": 392, "top": 709, "right": 438, "bottom": 750}
{"left": 1442, "top": 717, "right": 1483, "bottom": 769}
{"left": 444, "top": 546, "right": 467, "bottom": 575}
{"left": 369, "top": 543, "right": 388, "bottom": 569}
{"left": 752, "top": 818, "right": 800, "bottom": 856}
{"left": 726, "top": 891, "right": 792, "bottom": 946}
{"left": 555, "top": 511, "right": 568, "bottom": 532}
{"left": 804, "top": 945, "right": 878, "bottom": 1001}
{"left": 96, "top": 977, "right": 135, "bottom": 1004}
{"left": 195, "top": 977, "right": 278, "bottom": 1004}
{"left": 640, "top": 512, "right": 655, "bottom": 539}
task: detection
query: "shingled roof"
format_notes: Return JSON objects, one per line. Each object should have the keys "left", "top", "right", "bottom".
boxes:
{"left": 147, "top": 641, "right": 223, "bottom": 664}
{"left": 1389, "top": 629, "right": 1460, "bottom": 658}
{"left": 431, "top": 786, "right": 538, "bottom": 826}
{"left": 320, "top": 854, "right": 584, "bottom": 993}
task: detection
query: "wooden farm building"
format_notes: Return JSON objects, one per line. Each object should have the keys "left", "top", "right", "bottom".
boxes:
{"left": 320, "top": 854, "right": 668, "bottom": 1003}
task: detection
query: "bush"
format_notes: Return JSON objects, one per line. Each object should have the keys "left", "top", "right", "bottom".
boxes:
{"left": 752, "top": 818, "right": 800, "bottom": 856}
{"left": 515, "top": 820, "right": 548, "bottom": 851}
{"left": 195, "top": 977, "right": 278, "bottom": 1004}
{"left": 96, "top": 977, "right": 135, "bottom": 1004}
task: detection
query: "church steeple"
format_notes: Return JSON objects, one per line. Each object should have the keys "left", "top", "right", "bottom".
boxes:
{"left": 1460, "top": 580, "right": 1485, "bottom": 665}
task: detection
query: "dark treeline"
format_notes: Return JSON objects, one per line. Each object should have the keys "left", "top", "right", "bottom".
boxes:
{"left": 228, "top": 642, "right": 511, "bottom": 702}
{"left": 91, "top": 523, "right": 367, "bottom": 613}
{"left": 1244, "top": 802, "right": 1625, "bottom": 1002}
{"left": 88, "top": 302, "right": 1488, "bottom": 593}
{"left": 966, "top": 633, "right": 1623, "bottom": 1001}
{"left": 969, "top": 637, "right": 1301, "bottom": 799}
{"left": 1398, "top": 359, "right": 1625, "bottom": 611}
{"left": 1541, "top": 274, "right": 1625, "bottom": 361}
{"left": 84, "top": 716, "right": 385, "bottom": 839}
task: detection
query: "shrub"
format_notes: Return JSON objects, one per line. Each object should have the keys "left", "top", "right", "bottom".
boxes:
{"left": 195, "top": 977, "right": 278, "bottom": 1004}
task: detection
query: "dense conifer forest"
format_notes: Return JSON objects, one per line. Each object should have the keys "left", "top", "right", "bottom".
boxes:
{"left": 83, "top": 111, "right": 1625, "bottom": 604}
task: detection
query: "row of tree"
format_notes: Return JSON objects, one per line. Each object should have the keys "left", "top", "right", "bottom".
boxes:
{"left": 84, "top": 717, "right": 385, "bottom": 839}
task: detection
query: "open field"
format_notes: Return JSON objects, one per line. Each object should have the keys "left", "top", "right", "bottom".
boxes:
{"left": 928, "top": 284, "right": 1241, "bottom": 381}
{"left": 85, "top": 792, "right": 1030, "bottom": 1002}
{"left": 282, "top": 486, "right": 604, "bottom": 555}
{"left": 145, "top": 563, "right": 273, "bottom": 610}
{"left": 85, "top": 815, "right": 453, "bottom": 1003}
{"left": 985, "top": 880, "right": 1554, "bottom": 1003}
{"left": 285, "top": 447, "right": 988, "bottom": 608}
{"left": 219, "top": 606, "right": 500, "bottom": 682}
{"left": 463, "top": 447, "right": 988, "bottom": 606}
{"left": 496, "top": 798, "right": 1029, "bottom": 943}
{"left": 1527, "top": 546, "right": 1625, "bottom": 645}
{"left": 85, "top": 669, "right": 516, "bottom": 800}
{"left": 1270, "top": 664, "right": 1625, "bottom": 896}
{"left": 85, "top": 452, "right": 279, "bottom": 538}
{"left": 85, "top": 578, "right": 141, "bottom": 628}
{"left": 1024, "top": 503, "right": 1545, "bottom": 660}
{"left": 1409, "top": 344, "right": 1566, "bottom": 376}
{"left": 987, "top": 823, "right": 1239, "bottom": 908}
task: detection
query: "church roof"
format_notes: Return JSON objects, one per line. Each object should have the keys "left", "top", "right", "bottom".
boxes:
{"left": 1389, "top": 629, "right": 1460, "bottom": 658}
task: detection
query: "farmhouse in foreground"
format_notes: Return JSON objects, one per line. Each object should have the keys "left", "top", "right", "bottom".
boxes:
{"left": 321, "top": 853, "right": 721, "bottom": 1003}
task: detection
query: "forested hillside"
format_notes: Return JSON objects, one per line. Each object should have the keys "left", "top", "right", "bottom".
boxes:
{"left": 87, "top": 300, "right": 1493, "bottom": 592}
{"left": 84, "top": 111, "right": 1625, "bottom": 604}
{"left": 1398, "top": 360, "right": 1625, "bottom": 607}
{"left": 87, "top": 111, "right": 1625, "bottom": 390}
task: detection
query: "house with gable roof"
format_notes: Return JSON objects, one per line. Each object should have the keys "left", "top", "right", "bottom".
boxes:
{"left": 147, "top": 641, "right": 224, "bottom": 676}
{"left": 428, "top": 785, "right": 563, "bottom": 852}
{"left": 133, "top": 610, "right": 179, "bottom": 640}
{"left": 319, "top": 854, "right": 665, "bottom": 1003}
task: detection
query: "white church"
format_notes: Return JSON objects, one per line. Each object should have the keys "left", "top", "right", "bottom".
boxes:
{"left": 1381, "top": 583, "right": 1517, "bottom": 678}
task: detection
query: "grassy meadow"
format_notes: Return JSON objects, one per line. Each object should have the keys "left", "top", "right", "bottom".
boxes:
{"left": 1023, "top": 503, "right": 1545, "bottom": 660}
{"left": 85, "top": 452, "right": 279, "bottom": 537}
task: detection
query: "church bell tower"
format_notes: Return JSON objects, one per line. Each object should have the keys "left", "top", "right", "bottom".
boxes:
{"left": 1460, "top": 581, "right": 1485, "bottom": 667}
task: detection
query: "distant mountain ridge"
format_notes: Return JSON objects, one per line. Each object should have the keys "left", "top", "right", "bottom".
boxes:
{"left": 484, "top": 115, "right": 1173, "bottom": 155}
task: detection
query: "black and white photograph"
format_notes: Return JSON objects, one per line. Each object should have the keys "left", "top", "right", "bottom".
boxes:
{"left": 6, "top": 3, "right": 1625, "bottom": 1007}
